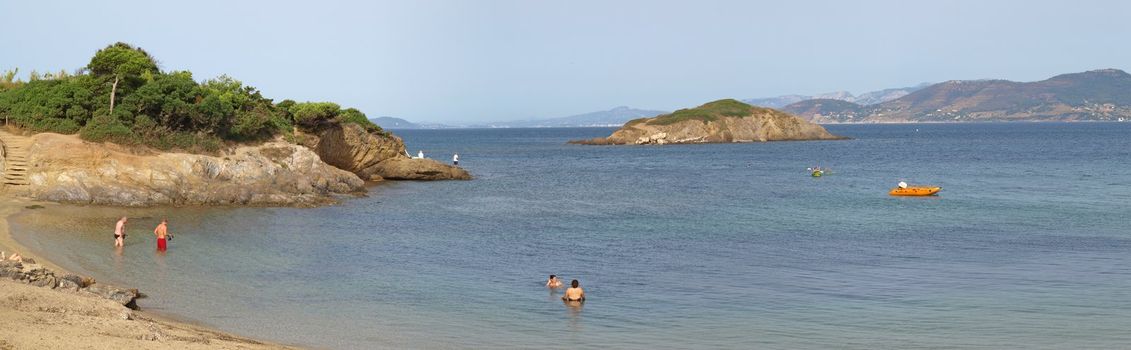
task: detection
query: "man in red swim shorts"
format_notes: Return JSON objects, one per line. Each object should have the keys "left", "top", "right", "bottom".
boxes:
{"left": 154, "top": 219, "right": 170, "bottom": 252}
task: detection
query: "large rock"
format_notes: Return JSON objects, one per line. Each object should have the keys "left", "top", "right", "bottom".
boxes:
{"left": 301, "top": 123, "right": 471, "bottom": 181}
{"left": 572, "top": 99, "right": 845, "bottom": 145}
{"left": 23, "top": 134, "right": 366, "bottom": 207}
{"left": 369, "top": 158, "right": 472, "bottom": 181}
{"left": 82, "top": 284, "right": 139, "bottom": 309}
{"left": 0, "top": 261, "right": 23, "bottom": 280}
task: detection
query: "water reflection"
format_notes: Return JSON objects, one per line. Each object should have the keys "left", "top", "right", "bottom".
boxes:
{"left": 563, "top": 299, "right": 583, "bottom": 331}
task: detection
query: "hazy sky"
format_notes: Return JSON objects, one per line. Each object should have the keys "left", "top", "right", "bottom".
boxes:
{"left": 3, "top": 0, "right": 1130, "bottom": 123}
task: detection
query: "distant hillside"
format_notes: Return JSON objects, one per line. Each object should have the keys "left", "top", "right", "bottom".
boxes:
{"left": 484, "top": 106, "right": 666, "bottom": 128}
{"left": 743, "top": 84, "right": 928, "bottom": 108}
{"left": 784, "top": 69, "right": 1131, "bottom": 122}
{"left": 781, "top": 99, "right": 866, "bottom": 123}
{"left": 370, "top": 117, "right": 422, "bottom": 129}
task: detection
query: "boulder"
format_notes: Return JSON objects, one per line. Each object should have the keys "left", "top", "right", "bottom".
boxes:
{"left": 56, "top": 277, "right": 80, "bottom": 292}
{"left": 29, "top": 275, "right": 57, "bottom": 289}
{"left": 82, "top": 284, "right": 139, "bottom": 309}
{"left": 0, "top": 267, "right": 23, "bottom": 280}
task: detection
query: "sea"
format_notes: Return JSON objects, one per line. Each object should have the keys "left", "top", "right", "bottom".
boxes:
{"left": 10, "top": 123, "right": 1131, "bottom": 349}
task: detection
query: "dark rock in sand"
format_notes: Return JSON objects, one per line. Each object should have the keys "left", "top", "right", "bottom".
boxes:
{"left": 56, "top": 277, "right": 80, "bottom": 292}
{"left": 29, "top": 275, "right": 57, "bottom": 289}
{"left": 83, "top": 284, "right": 140, "bottom": 309}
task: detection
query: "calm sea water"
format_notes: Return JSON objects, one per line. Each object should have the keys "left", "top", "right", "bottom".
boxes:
{"left": 11, "top": 123, "right": 1131, "bottom": 349}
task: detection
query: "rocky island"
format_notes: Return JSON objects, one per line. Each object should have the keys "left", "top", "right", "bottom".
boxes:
{"left": 0, "top": 43, "right": 469, "bottom": 207}
{"left": 571, "top": 99, "right": 844, "bottom": 145}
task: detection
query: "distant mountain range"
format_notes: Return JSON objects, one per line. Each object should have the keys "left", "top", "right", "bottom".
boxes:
{"left": 780, "top": 69, "right": 1131, "bottom": 123}
{"left": 742, "top": 83, "right": 931, "bottom": 108}
{"left": 480, "top": 106, "right": 666, "bottom": 128}
{"left": 370, "top": 117, "right": 424, "bottom": 129}
{"left": 371, "top": 106, "right": 667, "bottom": 129}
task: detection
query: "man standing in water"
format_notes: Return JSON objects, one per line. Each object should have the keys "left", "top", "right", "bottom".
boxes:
{"left": 562, "top": 279, "right": 585, "bottom": 302}
{"left": 114, "top": 217, "right": 128, "bottom": 247}
{"left": 154, "top": 219, "right": 170, "bottom": 252}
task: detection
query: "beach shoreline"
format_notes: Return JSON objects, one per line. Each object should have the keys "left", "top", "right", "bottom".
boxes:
{"left": 0, "top": 196, "right": 300, "bottom": 349}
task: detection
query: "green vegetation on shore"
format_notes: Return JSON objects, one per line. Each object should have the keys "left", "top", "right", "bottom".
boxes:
{"left": 0, "top": 42, "right": 382, "bottom": 152}
{"left": 645, "top": 99, "right": 757, "bottom": 125}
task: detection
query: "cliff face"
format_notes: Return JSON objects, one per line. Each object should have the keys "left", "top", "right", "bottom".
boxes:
{"left": 300, "top": 123, "right": 470, "bottom": 181}
{"left": 572, "top": 99, "right": 844, "bottom": 145}
{"left": 22, "top": 133, "right": 365, "bottom": 207}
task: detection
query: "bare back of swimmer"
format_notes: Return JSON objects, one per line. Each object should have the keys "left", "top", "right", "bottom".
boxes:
{"left": 562, "top": 279, "right": 585, "bottom": 301}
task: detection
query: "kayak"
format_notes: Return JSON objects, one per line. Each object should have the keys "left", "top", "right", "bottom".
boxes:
{"left": 889, "top": 186, "right": 941, "bottom": 196}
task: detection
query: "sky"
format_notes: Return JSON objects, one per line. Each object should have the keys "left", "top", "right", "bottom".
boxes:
{"left": 3, "top": 0, "right": 1130, "bottom": 123}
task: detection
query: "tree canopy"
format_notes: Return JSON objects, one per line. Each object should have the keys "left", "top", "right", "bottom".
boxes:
{"left": 0, "top": 42, "right": 382, "bottom": 153}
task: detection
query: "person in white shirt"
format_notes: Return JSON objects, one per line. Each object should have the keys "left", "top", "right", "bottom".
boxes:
{"left": 453, "top": 153, "right": 459, "bottom": 166}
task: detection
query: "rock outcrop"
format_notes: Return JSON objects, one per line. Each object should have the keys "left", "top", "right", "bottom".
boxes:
{"left": 571, "top": 99, "right": 845, "bottom": 145}
{"left": 22, "top": 133, "right": 365, "bottom": 207}
{"left": 0, "top": 260, "right": 138, "bottom": 309}
{"left": 300, "top": 123, "right": 470, "bottom": 181}
{"left": 369, "top": 157, "right": 472, "bottom": 180}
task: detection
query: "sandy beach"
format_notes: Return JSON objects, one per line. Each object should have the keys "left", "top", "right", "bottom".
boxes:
{"left": 0, "top": 198, "right": 297, "bottom": 350}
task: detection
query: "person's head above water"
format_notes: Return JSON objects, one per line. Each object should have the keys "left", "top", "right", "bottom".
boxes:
{"left": 571, "top": 279, "right": 579, "bottom": 288}
{"left": 549, "top": 274, "right": 556, "bottom": 279}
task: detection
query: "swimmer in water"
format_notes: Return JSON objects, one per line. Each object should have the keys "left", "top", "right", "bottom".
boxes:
{"left": 546, "top": 275, "right": 563, "bottom": 288}
{"left": 562, "top": 279, "right": 585, "bottom": 302}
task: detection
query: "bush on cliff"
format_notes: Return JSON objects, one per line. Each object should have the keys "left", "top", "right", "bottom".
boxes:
{"left": 0, "top": 42, "right": 385, "bottom": 153}
{"left": 647, "top": 99, "right": 755, "bottom": 125}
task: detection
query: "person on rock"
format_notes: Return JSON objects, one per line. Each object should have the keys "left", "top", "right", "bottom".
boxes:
{"left": 453, "top": 153, "right": 459, "bottom": 166}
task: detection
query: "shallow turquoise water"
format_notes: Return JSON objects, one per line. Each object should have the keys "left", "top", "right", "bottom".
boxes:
{"left": 12, "top": 123, "right": 1131, "bottom": 349}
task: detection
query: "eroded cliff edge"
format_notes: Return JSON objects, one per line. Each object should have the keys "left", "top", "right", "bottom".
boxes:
{"left": 299, "top": 123, "right": 471, "bottom": 181}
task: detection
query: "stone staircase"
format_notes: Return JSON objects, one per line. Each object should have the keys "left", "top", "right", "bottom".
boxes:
{"left": 0, "top": 130, "right": 31, "bottom": 187}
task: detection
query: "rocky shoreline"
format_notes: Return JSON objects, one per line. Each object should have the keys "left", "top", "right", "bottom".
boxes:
{"left": 1, "top": 258, "right": 140, "bottom": 308}
{"left": 2, "top": 123, "right": 470, "bottom": 207}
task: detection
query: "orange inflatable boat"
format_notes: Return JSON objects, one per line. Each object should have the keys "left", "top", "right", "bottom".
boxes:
{"left": 889, "top": 186, "right": 941, "bottom": 196}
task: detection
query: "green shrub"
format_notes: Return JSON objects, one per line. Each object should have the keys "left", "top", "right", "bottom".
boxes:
{"left": 337, "top": 107, "right": 383, "bottom": 132}
{"left": 648, "top": 99, "right": 754, "bottom": 125}
{"left": 0, "top": 42, "right": 391, "bottom": 154}
{"left": 80, "top": 114, "right": 133, "bottom": 143}
{"left": 29, "top": 118, "right": 81, "bottom": 134}
{"left": 290, "top": 102, "right": 340, "bottom": 127}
